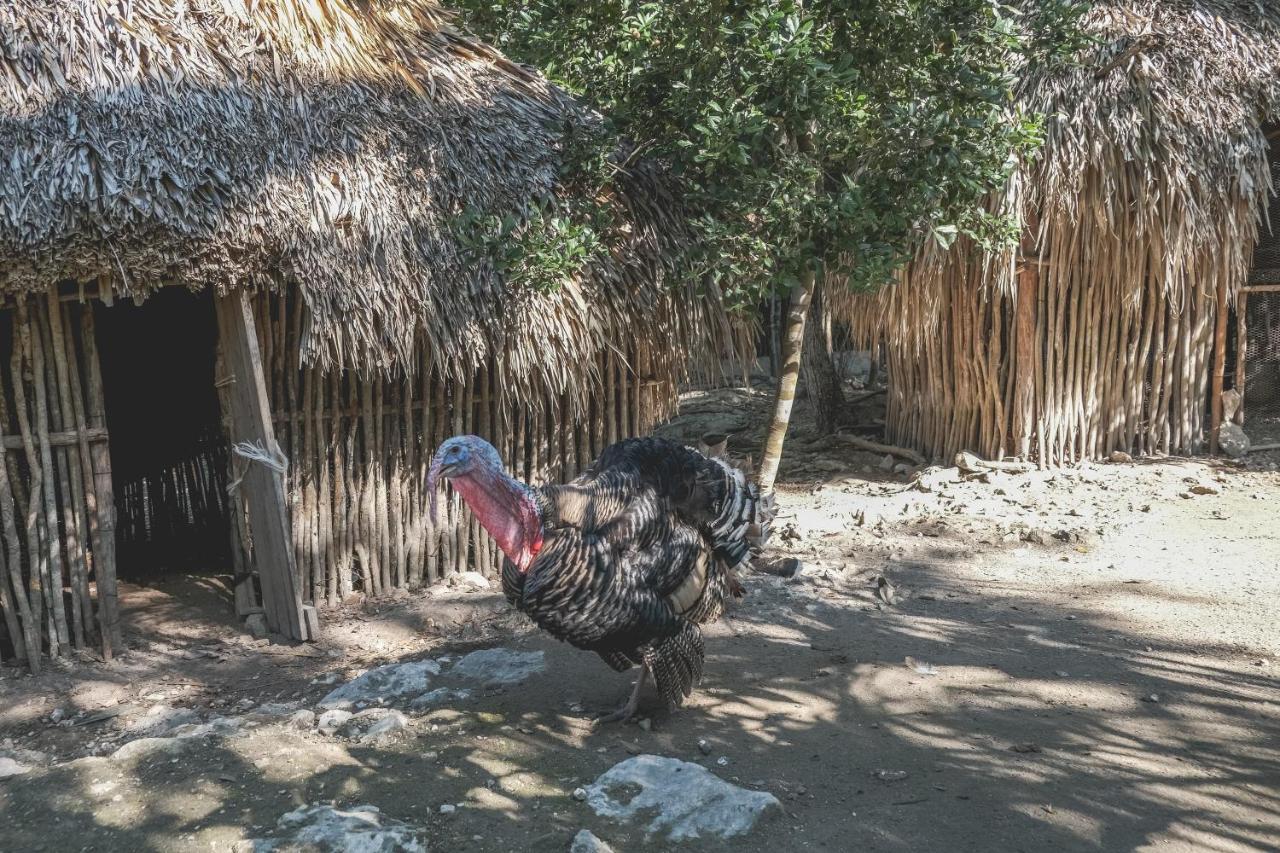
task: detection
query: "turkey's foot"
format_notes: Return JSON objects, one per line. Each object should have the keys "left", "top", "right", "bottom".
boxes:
{"left": 593, "top": 663, "right": 648, "bottom": 725}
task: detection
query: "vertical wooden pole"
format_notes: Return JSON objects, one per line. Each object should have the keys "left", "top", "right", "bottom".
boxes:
{"left": 1235, "top": 290, "right": 1248, "bottom": 426}
{"left": 215, "top": 291, "right": 308, "bottom": 642}
{"left": 46, "top": 296, "right": 94, "bottom": 647}
{"left": 1013, "top": 255, "right": 1039, "bottom": 459}
{"left": 28, "top": 303, "right": 71, "bottom": 656}
{"left": 80, "top": 307, "right": 120, "bottom": 656}
{"left": 1210, "top": 277, "right": 1229, "bottom": 455}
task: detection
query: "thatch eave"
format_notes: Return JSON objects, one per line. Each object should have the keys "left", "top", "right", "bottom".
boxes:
{"left": 0, "top": 0, "right": 727, "bottom": 397}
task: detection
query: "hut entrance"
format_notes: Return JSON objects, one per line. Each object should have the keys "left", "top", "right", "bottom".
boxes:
{"left": 94, "top": 288, "right": 233, "bottom": 580}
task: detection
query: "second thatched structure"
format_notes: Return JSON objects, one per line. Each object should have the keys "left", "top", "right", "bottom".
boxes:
{"left": 837, "top": 1, "right": 1280, "bottom": 465}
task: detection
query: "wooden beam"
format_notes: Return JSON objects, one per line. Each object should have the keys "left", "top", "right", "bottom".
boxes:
{"left": 215, "top": 291, "right": 310, "bottom": 642}
{"left": 0, "top": 428, "right": 108, "bottom": 451}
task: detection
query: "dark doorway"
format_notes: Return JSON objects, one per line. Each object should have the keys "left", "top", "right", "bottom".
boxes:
{"left": 94, "top": 288, "right": 232, "bottom": 579}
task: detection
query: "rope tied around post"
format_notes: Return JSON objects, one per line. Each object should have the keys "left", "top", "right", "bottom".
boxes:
{"left": 227, "top": 440, "right": 289, "bottom": 495}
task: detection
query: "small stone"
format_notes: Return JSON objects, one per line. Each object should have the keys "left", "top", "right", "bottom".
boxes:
{"left": 451, "top": 571, "right": 491, "bottom": 591}
{"left": 1218, "top": 423, "right": 1251, "bottom": 458}
{"left": 572, "top": 787, "right": 589, "bottom": 802}
{"left": 1108, "top": 450, "right": 1133, "bottom": 464}
{"left": 317, "top": 709, "right": 353, "bottom": 736}
{"left": 48, "top": 708, "right": 64, "bottom": 724}
{"left": 697, "top": 738, "right": 712, "bottom": 756}
{"left": 637, "top": 718, "right": 652, "bottom": 732}
{"left": 760, "top": 557, "right": 805, "bottom": 579}
{"left": 0, "top": 756, "right": 31, "bottom": 778}
{"left": 878, "top": 454, "right": 895, "bottom": 472}
{"left": 570, "top": 829, "right": 616, "bottom": 853}
{"left": 439, "top": 804, "right": 456, "bottom": 815}
{"left": 361, "top": 711, "right": 412, "bottom": 745}
{"left": 716, "top": 756, "right": 729, "bottom": 766}
{"left": 1188, "top": 483, "right": 1219, "bottom": 496}
{"left": 1142, "top": 693, "right": 1160, "bottom": 703}
{"left": 872, "top": 769, "right": 908, "bottom": 782}
{"left": 245, "top": 613, "right": 269, "bottom": 639}
{"left": 287, "top": 710, "right": 317, "bottom": 730}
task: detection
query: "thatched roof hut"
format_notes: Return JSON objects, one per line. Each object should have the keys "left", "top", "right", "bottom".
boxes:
{"left": 0, "top": 0, "right": 729, "bottom": 667}
{"left": 837, "top": 0, "right": 1280, "bottom": 465}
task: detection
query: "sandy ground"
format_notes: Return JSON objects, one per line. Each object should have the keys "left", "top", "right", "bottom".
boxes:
{"left": 1, "top": 385, "right": 1278, "bottom": 852}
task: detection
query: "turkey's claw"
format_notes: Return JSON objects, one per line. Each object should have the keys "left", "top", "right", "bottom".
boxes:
{"left": 592, "top": 663, "right": 647, "bottom": 726}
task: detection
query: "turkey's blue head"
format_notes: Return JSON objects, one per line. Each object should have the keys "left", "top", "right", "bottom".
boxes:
{"left": 427, "top": 435, "right": 544, "bottom": 572}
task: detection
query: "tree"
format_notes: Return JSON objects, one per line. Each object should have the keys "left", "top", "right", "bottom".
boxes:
{"left": 454, "top": 0, "right": 1084, "bottom": 492}
{"left": 802, "top": 279, "right": 845, "bottom": 436}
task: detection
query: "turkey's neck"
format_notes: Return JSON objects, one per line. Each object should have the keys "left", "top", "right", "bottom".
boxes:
{"left": 451, "top": 467, "right": 544, "bottom": 573}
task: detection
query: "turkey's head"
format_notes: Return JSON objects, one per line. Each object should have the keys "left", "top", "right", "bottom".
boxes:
{"left": 427, "top": 435, "right": 544, "bottom": 572}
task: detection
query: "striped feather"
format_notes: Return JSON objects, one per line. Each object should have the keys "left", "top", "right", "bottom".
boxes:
{"left": 503, "top": 436, "right": 773, "bottom": 708}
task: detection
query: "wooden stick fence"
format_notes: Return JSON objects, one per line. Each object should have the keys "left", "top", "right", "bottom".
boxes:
{"left": 237, "top": 291, "right": 676, "bottom": 607}
{"left": 0, "top": 298, "right": 118, "bottom": 671}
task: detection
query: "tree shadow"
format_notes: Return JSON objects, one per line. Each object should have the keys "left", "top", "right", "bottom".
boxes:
{"left": 4, "top": 537, "right": 1276, "bottom": 852}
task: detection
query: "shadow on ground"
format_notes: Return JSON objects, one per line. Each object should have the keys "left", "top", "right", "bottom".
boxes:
{"left": 2, "top": 529, "right": 1277, "bottom": 852}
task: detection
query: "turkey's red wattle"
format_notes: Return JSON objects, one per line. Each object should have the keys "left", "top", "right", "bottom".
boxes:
{"left": 450, "top": 471, "right": 543, "bottom": 573}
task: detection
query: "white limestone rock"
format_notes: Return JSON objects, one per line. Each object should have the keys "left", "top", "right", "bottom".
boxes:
{"left": 242, "top": 804, "right": 426, "bottom": 852}
{"left": 318, "top": 660, "right": 442, "bottom": 710}
{"left": 584, "top": 755, "right": 781, "bottom": 841}
{"left": 449, "top": 649, "right": 545, "bottom": 687}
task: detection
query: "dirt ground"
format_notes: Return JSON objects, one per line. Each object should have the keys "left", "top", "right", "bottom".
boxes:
{"left": 1, "top": 383, "right": 1278, "bottom": 852}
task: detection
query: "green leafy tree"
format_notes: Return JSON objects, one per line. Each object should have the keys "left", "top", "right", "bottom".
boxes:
{"left": 455, "top": 0, "right": 1084, "bottom": 491}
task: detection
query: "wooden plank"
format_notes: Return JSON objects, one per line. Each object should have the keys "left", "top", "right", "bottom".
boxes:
{"left": 80, "top": 307, "right": 121, "bottom": 656}
{"left": 215, "top": 291, "right": 309, "bottom": 642}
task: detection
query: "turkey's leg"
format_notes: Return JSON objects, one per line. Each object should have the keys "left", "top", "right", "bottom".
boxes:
{"left": 595, "top": 663, "right": 648, "bottom": 724}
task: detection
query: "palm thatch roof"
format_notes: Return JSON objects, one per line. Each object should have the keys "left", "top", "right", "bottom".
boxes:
{"left": 835, "top": 0, "right": 1280, "bottom": 462}
{"left": 848, "top": 0, "right": 1280, "bottom": 319}
{"left": 0, "top": 0, "right": 727, "bottom": 394}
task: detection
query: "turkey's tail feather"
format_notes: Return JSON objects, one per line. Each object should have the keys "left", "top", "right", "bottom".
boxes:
{"left": 703, "top": 456, "right": 776, "bottom": 572}
{"left": 644, "top": 622, "right": 705, "bottom": 707}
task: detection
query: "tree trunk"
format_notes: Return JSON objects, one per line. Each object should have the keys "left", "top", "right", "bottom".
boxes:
{"left": 757, "top": 269, "right": 816, "bottom": 493}
{"left": 802, "top": 281, "right": 844, "bottom": 435}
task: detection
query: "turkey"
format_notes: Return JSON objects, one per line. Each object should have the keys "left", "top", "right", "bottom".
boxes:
{"left": 427, "top": 435, "right": 774, "bottom": 722}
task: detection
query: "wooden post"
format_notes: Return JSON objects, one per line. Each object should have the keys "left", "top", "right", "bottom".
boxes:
{"left": 1235, "top": 291, "right": 1248, "bottom": 426}
{"left": 1210, "top": 277, "right": 1229, "bottom": 454}
{"left": 1013, "top": 255, "right": 1039, "bottom": 459}
{"left": 80, "top": 307, "right": 121, "bottom": 657}
{"left": 215, "top": 291, "right": 309, "bottom": 642}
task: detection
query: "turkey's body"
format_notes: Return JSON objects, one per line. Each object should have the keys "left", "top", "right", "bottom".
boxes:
{"left": 499, "top": 437, "right": 771, "bottom": 710}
